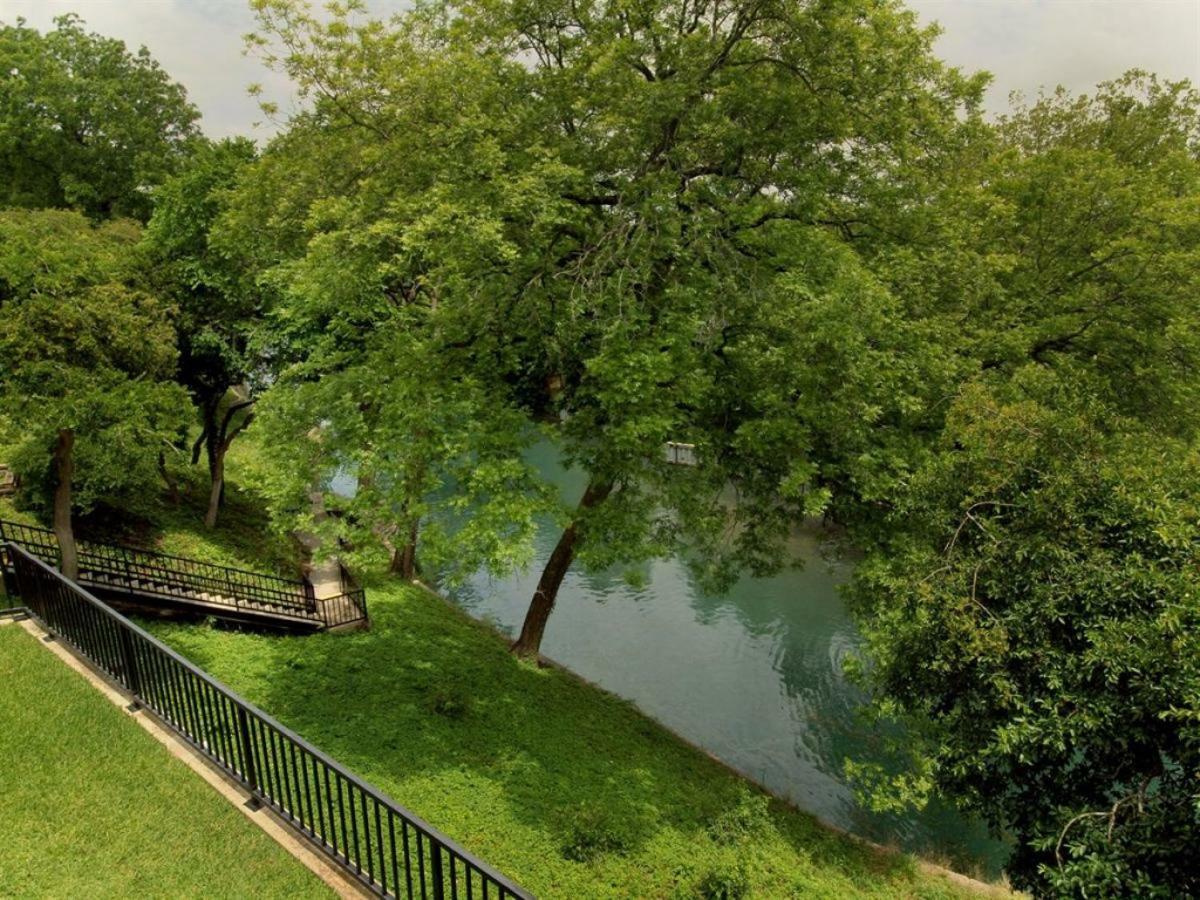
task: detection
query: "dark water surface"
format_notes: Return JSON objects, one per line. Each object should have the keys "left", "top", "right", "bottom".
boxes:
{"left": 340, "top": 443, "right": 1009, "bottom": 875}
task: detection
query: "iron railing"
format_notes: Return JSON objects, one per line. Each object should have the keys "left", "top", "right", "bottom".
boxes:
{"left": 3, "top": 544, "right": 530, "bottom": 900}
{"left": 0, "top": 520, "right": 367, "bottom": 631}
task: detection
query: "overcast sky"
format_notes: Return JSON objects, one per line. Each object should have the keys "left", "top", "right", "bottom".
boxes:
{"left": 1, "top": 0, "right": 1197, "bottom": 138}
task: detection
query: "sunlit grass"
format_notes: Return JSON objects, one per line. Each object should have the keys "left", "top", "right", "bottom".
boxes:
{"left": 152, "top": 575, "right": 988, "bottom": 899}
{"left": 0, "top": 624, "right": 331, "bottom": 899}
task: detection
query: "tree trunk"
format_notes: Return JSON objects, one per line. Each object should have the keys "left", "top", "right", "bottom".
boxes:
{"left": 204, "top": 443, "right": 225, "bottom": 529}
{"left": 158, "top": 449, "right": 181, "bottom": 504}
{"left": 389, "top": 520, "right": 420, "bottom": 579}
{"left": 193, "top": 397, "right": 218, "bottom": 465}
{"left": 52, "top": 429, "right": 78, "bottom": 581}
{"left": 202, "top": 394, "right": 253, "bottom": 530}
{"left": 511, "top": 479, "right": 613, "bottom": 659}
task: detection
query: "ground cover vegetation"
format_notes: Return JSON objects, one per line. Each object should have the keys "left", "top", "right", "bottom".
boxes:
{"left": 1, "top": 461, "right": 994, "bottom": 900}
{"left": 0, "top": 624, "right": 332, "bottom": 899}
{"left": 0, "top": 3, "right": 1196, "bottom": 895}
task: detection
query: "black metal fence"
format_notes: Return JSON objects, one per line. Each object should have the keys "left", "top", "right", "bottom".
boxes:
{"left": 3, "top": 544, "right": 530, "bottom": 900}
{"left": 0, "top": 520, "right": 367, "bottom": 631}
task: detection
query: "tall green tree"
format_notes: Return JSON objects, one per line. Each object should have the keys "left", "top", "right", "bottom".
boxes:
{"left": 0, "top": 14, "right": 200, "bottom": 220}
{"left": 846, "top": 76, "right": 1200, "bottom": 895}
{"left": 253, "top": 328, "right": 547, "bottom": 582}
{"left": 0, "top": 210, "right": 186, "bottom": 577}
{"left": 849, "top": 375, "right": 1200, "bottom": 896}
{"left": 240, "top": 0, "right": 983, "bottom": 658}
{"left": 142, "top": 138, "right": 261, "bottom": 528}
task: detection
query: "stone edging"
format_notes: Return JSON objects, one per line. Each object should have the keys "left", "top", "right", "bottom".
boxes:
{"left": 4, "top": 615, "right": 371, "bottom": 900}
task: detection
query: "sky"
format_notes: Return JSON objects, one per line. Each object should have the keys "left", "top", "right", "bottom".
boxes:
{"left": 1, "top": 0, "right": 1197, "bottom": 138}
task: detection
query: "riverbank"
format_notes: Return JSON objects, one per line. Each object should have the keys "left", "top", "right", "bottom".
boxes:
{"left": 0, "top": 445, "right": 1012, "bottom": 898}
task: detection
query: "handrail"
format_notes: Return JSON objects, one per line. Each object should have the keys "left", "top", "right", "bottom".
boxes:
{"left": 0, "top": 519, "right": 308, "bottom": 605}
{"left": 4, "top": 543, "right": 530, "bottom": 900}
{"left": 0, "top": 520, "right": 368, "bottom": 630}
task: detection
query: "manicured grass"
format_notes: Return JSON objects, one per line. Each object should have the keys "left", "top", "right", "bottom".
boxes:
{"left": 0, "top": 440, "right": 1008, "bottom": 899}
{"left": 0, "top": 624, "right": 331, "bottom": 900}
{"left": 151, "top": 577, "right": 995, "bottom": 899}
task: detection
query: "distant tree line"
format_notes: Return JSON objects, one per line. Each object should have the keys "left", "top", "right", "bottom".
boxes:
{"left": 0, "top": 5, "right": 1196, "bottom": 894}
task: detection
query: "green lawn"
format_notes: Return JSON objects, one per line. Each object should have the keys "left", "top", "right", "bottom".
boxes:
{"left": 150, "top": 576, "right": 997, "bottom": 900}
{"left": 0, "top": 624, "right": 332, "bottom": 899}
{"left": 0, "top": 441, "right": 1007, "bottom": 899}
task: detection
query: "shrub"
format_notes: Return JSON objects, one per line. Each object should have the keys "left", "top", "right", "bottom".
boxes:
{"left": 422, "top": 682, "right": 472, "bottom": 720}
{"left": 695, "top": 853, "right": 750, "bottom": 900}
{"left": 706, "top": 790, "right": 772, "bottom": 846}
{"left": 560, "top": 804, "right": 634, "bottom": 862}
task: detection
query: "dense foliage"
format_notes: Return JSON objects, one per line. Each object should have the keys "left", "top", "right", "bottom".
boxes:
{"left": 232, "top": 0, "right": 984, "bottom": 657}
{"left": 0, "top": 209, "right": 184, "bottom": 575}
{"left": 0, "top": 14, "right": 200, "bottom": 220}
{"left": 0, "top": 5, "right": 1195, "bottom": 895}
{"left": 850, "top": 376, "right": 1200, "bottom": 895}
{"left": 141, "top": 137, "right": 261, "bottom": 526}
{"left": 846, "top": 78, "right": 1200, "bottom": 894}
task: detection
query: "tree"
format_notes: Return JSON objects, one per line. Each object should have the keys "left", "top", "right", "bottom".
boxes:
{"left": 253, "top": 327, "right": 548, "bottom": 583}
{"left": 141, "top": 138, "right": 261, "bottom": 528}
{"left": 0, "top": 14, "right": 200, "bottom": 220}
{"left": 241, "top": 0, "right": 983, "bottom": 658}
{"left": 848, "top": 374, "right": 1200, "bottom": 895}
{"left": 0, "top": 209, "right": 185, "bottom": 577}
{"left": 843, "top": 77, "right": 1200, "bottom": 894}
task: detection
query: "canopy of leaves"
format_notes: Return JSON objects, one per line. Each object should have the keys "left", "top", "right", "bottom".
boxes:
{"left": 0, "top": 14, "right": 201, "bottom": 221}
{"left": 849, "top": 374, "right": 1200, "bottom": 895}
{"left": 846, "top": 76, "right": 1200, "bottom": 895}
{"left": 231, "top": 0, "right": 984, "bottom": 586}
{"left": 0, "top": 209, "right": 186, "bottom": 515}
{"left": 253, "top": 327, "right": 549, "bottom": 582}
{"left": 142, "top": 137, "right": 260, "bottom": 406}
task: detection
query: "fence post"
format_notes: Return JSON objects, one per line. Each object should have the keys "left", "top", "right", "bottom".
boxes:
{"left": 118, "top": 625, "right": 142, "bottom": 710}
{"left": 430, "top": 839, "right": 446, "bottom": 900}
{"left": 236, "top": 706, "right": 262, "bottom": 808}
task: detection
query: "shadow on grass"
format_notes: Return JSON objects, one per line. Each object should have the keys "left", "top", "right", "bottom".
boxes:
{"left": 78, "top": 477, "right": 300, "bottom": 578}
{"left": 159, "top": 576, "right": 932, "bottom": 898}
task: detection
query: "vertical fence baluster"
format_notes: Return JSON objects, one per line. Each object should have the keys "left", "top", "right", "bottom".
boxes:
{"left": 375, "top": 802, "right": 386, "bottom": 896}
{"left": 389, "top": 810, "right": 401, "bottom": 899}
{"left": 418, "top": 831, "right": 428, "bottom": 900}
{"left": 403, "top": 819, "right": 414, "bottom": 900}
{"left": 430, "top": 840, "right": 445, "bottom": 900}
{"left": 337, "top": 774, "right": 350, "bottom": 867}
{"left": 350, "top": 781, "right": 362, "bottom": 874}
{"left": 300, "top": 749, "right": 316, "bottom": 836}
{"left": 118, "top": 625, "right": 142, "bottom": 703}
{"left": 324, "top": 765, "right": 340, "bottom": 858}
{"left": 360, "top": 792, "right": 374, "bottom": 886}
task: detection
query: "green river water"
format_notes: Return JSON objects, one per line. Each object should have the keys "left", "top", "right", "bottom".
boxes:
{"left": 341, "top": 442, "right": 1009, "bottom": 876}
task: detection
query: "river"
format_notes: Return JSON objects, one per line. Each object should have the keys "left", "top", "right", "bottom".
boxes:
{"left": 338, "top": 442, "right": 1008, "bottom": 876}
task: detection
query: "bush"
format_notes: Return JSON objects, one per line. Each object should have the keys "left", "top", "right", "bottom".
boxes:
{"left": 421, "top": 682, "right": 472, "bottom": 720}
{"left": 706, "top": 790, "right": 772, "bottom": 846}
{"left": 560, "top": 804, "right": 634, "bottom": 862}
{"left": 695, "top": 853, "right": 750, "bottom": 900}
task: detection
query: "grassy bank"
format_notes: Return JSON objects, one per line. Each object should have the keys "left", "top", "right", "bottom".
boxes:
{"left": 0, "top": 441, "right": 1005, "bottom": 899}
{"left": 0, "top": 624, "right": 331, "bottom": 899}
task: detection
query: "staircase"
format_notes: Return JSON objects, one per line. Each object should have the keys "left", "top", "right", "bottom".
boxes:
{"left": 0, "top": 520, "right": 367, "bottom": 632}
